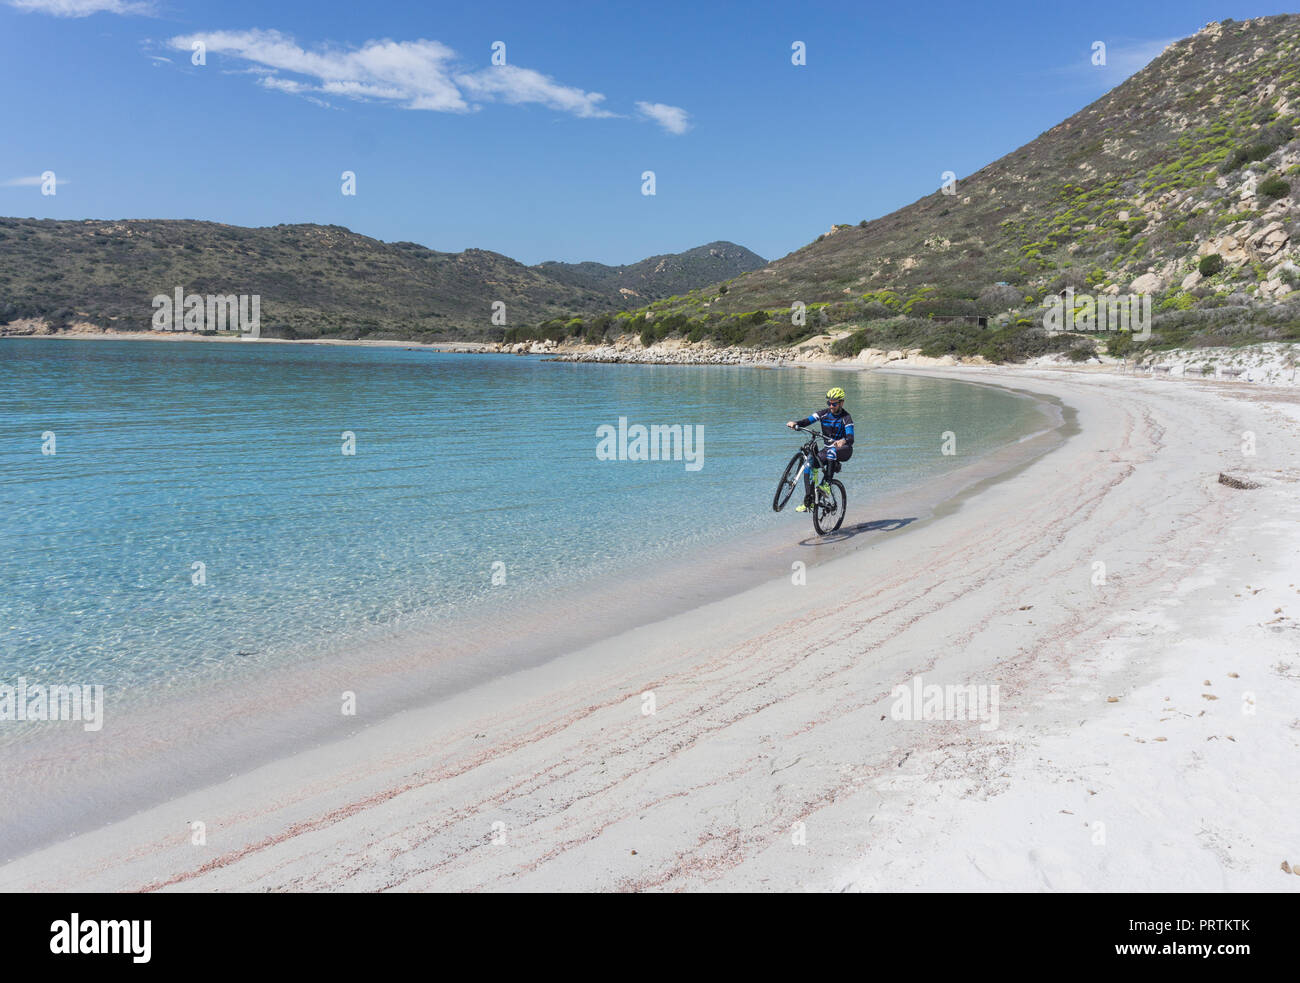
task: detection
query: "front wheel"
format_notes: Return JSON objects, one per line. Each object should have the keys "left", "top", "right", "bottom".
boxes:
{"left": 772, "top": 452, "right": 805, "bottom": 512}
{"left": 813, "top": 478, "right": 846, "bottom": 534}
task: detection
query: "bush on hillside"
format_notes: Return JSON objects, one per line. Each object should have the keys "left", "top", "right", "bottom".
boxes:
{"left": 1218, "top": 121, "right": 1294, "bottom": 174}
{"left": 1258, "top": 175, "right": 1290, "bottom": 199}
{"left": 1066, "top": 341, "right": 1097, "bottom": 362}
{"left": 977, "top": 283, "right": 1022, "bottom": 311}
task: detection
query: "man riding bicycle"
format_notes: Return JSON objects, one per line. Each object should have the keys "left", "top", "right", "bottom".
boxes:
{"left": 786, "top": 387, "right": 854, "bottom": 512}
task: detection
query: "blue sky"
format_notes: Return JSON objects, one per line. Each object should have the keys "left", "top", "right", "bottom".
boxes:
{"left": 0, "top": 0, "right": 1293, "bottom": 265}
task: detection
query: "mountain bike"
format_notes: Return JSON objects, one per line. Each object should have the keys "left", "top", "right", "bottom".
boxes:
{"left": 771, "top": 426, "right": 847, "bottom": 534}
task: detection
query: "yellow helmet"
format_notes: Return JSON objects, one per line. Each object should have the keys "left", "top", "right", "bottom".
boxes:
{"left": 826, "top": 387, "right": 846, "bottom": 401}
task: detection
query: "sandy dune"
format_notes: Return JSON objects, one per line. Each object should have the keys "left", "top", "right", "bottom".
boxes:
{"left": 5, "top": 366, "right": 1299, "bottom": 892}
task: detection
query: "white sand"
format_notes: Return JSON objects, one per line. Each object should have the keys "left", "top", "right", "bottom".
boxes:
{"left": 4, "top": 366, "right": 1299, "bottom": 892}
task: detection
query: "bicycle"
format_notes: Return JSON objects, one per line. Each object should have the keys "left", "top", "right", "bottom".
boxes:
{"left": 771, "top": 426, "right": 847, "bottom": 534}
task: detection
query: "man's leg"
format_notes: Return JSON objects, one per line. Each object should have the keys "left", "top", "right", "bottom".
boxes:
{"left": 818, "top": 447, "right": 837, "bottom": 491}
{"left": 802, "top": 450, "right": 826, "bottom": 508}
{"left": 797, "top": 450, "right": 820, "bottom": 511}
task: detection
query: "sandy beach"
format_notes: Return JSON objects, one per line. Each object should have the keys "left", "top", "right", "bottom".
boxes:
{"left": 4, "top": 364, "right": 1299, "bottom": 892}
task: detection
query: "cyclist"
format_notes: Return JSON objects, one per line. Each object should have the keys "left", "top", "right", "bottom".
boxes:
{"left": 786, "top": 387, "right": 854, "bottom": 512}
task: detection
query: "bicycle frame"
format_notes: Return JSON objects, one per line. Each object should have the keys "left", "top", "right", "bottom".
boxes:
{"left": 793, "top": 426, "right": 834, "bottom": 485}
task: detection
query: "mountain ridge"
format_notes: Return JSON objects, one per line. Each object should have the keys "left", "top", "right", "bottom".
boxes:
{"left": 533, "top": 14, "right": 1300, "bottom": 358}
{"left": 0, "top": 218, "right": 765, "bottom": 341}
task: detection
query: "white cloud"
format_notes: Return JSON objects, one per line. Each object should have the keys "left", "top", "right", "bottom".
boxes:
{"left": 258, "top": 75, "right": 308, "bottom": 94}
{"left": 457, "top": 65, "right": 615, "bottom": 118}
{"left": 3, "top": 175, "right": 69, "bottom": 186}
{"left": 166, "top": 30, "right": 498, "bottom": 115}
{"left": 164, "top": 28, "right": 684, "bottom": 129}
{"left": 8, "top": 0, "right": 153, "bottom": 16}
{"left": 1050, "top": 37, "right": 1180, "bottom": 87}
{"left": 319, "top": 80, "right": 412, "bottom": 102}
{"left": 258, "top": 71, "right": 339, "bottom": 108}
{"left": 635, "top": 101, "right": 691, "bottom": 134}
{"left": 1102, "top": 38, "right": 1180, "bottom": 79}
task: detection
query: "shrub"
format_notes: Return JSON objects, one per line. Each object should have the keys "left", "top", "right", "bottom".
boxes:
{"left": 1198, "top": 253, "right": 1224, "bottom": 277}
{"left": 1219, "top": 122, "right": 1294, "bottom": 174}
{"left": 1106, "top": 331, "right": 1133, "bottom": 358}
{"left": 977, "top": 283, "right": 1023, "bottom": 311}
{"left": 860, "top": 290, "right": 901, "bottom": 309}
{"left": 540, "top": 319, "right": 568, "bottom": 343}
{"left": 1065, "top": 346, "right": 1093, "bottom": 362}
{"left": 656, "top": 311, "right": 688, "bottom": 334}
{"left": 588, "top": 312, "right": 613, "bottom": 339}
{"left": 1258, "top": 175, "right": 1289, "bottom": 200}
{"left": 503, "top": 326, "right": 540, "bottom": 344}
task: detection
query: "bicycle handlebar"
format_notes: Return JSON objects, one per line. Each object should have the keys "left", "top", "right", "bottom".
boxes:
{"left": 789, "top": 425, "right": 834, "bottom": 442}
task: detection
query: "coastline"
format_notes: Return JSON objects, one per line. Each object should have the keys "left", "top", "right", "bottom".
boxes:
{"left": 4, "top": 365, "right": 1299, "bottom": 892}
{"left": 0, "top": 325, "right": 497, "bottom": 351}
{"left": 7, "top": 326, "right": 1296, "bottom": 385}
{"left": 0, "top": 364, "right": 1065, "bottom": 864}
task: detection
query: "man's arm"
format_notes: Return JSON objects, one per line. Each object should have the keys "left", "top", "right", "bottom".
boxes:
{"left": 840, "top": 414, "right": 855, "bottom": 447}
{"left": 787, "top": 410, "right": 821, "bottom": 429}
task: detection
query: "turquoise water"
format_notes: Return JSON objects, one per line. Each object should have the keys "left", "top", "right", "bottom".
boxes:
{"left": 0, "top": 340, "right": 1045, "bottom": 694}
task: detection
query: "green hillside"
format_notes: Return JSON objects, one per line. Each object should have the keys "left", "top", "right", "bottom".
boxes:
{"left": 532, "top": 15, "right": 1300, "bottom": 359}
{"left": 0, "top": 219, "right": 764, "bottom": 341}
{"left": 536, "top": 242, "right": 766, "bottom": 303}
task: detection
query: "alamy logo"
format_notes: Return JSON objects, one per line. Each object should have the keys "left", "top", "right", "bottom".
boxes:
{"left": 596, "top": 417, "right": 704, "bottom": 471}
{"left": 152, "top": 287, "right": 261, "bottom": 337}
{"left": 890, "top": 674, "right": 1000, "bottom": 732}
{"left": 50, "top": 914, "right": 150, "bottom": 963}
{"left": 1042, "top": 288, "right": 1150, "bottom": 340}
{"left": 0, "top": 678, "right": 103, "bottom": 732}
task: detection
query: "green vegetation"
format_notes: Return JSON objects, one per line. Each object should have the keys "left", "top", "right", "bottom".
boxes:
{"left": 591, "top": 14, "right": 1300, "bottom": 360}
{"left": 0, "top": 220, "right": 764, "bottom": 341}
{"left": 7, "top": 16, "right": 1300, "bottom": 361}
{"left": 1218, "top": 121, "right": 1294, "bottom": 173}
{"left": 825, "top": 316, "right": 1079, "bottom": 363}
{"left": 1065, "top": 341, "right": 1097, "bottom": 362}
{"left": 535, "top": 242, "right": 765, "bottom": 304}
{"left": 1258, "top": 174, "right": 1290, "bottom": 198}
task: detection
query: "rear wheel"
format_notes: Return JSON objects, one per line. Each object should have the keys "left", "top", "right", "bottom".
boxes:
{"left": 813, "top": 478, "right": 846, "bottom": 535}
{"left": 772, "top": 452, "right": 805, "bottom": 512}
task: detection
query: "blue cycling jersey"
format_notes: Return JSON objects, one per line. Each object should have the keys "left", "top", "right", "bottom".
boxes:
{"left": 802, "top": 407, "right": 855, "bottom": 445}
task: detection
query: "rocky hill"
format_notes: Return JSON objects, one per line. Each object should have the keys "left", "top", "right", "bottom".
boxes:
{"left": 533, "top": 15, "right": 1300, "bottom": 359}
{"left": 536, "top": 241, "right": 765, "bottom": 304}
{"left": 0, "top": 219, "right": 764, "bottom": 341}
{"left": 7, "top": 15, "right": 1299, "bottom": 360}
